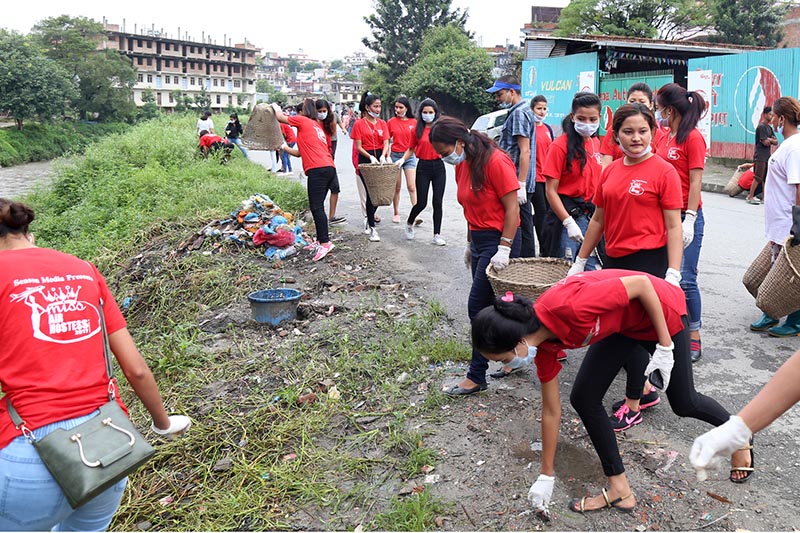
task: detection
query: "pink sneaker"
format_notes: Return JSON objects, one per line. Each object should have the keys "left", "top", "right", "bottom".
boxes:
{"left": 312, "top": 242, "right": 334, "bottom": 262}
{"left": 609, "top": 404, "right": 642, "bottom": 432}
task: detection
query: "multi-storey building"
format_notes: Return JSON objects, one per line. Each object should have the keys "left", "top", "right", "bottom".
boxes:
{"left": 100, "top": 22, "right": 260, "bottom": 111}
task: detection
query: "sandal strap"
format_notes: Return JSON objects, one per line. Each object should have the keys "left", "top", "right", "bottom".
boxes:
{"left": 580, "top": 496, "right": 587, "bottom": 513}
{"left": 730, "top": 467, "right": 755, "bottom": 472}
{"left": 601, "top": 488, "right": 611, "bottom": 507}
{"left": 738, "top": 445, "right": 753, "bottom": 451}
{"left": 607, "top": 492, "right": 633, "bottom": 507}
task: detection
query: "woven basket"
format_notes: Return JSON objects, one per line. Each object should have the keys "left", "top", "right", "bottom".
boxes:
{"left": 486, "top": 257, "right": 572, "bottom": 302}
{"left": 723, "top": 168, "right": 745, "bottom": 197}
{"left": 742, "top": 243, "right": 772, "bottom": 298}
{"left": 242, "top": 104, "right": 284, "bottom": 150}
{"left": 358, "top": 163, "right": 399, "bottom": 206}
{"left": 756, "top": 237, "right": 800, "bottom": 318}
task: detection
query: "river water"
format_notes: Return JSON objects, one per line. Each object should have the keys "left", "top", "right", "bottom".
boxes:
{"left": 0, "top": 161, "right": 56, "bottom": 199}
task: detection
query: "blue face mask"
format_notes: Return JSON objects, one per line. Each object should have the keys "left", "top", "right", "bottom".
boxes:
{"left": 317, "top": 111, "right": 328, "bottom": 120}
{"left": 442, "top": 146, "right": 465, "bottom": 165}
{"left": 506, "top": 340, "right": 537, "bottom": 369}
{"left": 655, "top": 110, "right": 669, "bottom": 128}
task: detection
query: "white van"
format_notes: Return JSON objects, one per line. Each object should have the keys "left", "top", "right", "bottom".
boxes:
{"left": 471, "top": 109, "right": 509, "bottom": 142}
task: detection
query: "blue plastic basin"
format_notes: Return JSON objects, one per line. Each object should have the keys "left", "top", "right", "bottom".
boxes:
{"left": 247, "top": 288, "right": 304, "bottom": 325}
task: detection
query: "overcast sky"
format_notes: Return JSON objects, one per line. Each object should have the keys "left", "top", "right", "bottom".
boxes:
{"left": 2, "top": 0, "right": 569, "bottom": 60}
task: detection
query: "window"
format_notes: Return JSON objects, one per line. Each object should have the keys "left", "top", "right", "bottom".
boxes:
{"left": 146, "top": 58, "right": 152, "bottom": 66}
{"left": 190, "top": 77, "right": 195, "bottom": 85}
{"left": 137, "top": 74, "right": 143, "bottom": 82}
{"left": 137, "top": 57, "right": 143, "bottom": 65}
{"left": 147, "top": 74, "right": 153, "bottom": 83}
{"left": 169, "top": 93, "right": 174, "bottom": 103}
{"left": 147, "top": 41, "right": 152, "bottom": 49}
{"left": 234, "top": 80, "right": 241, "bottom": 88}
{"left": 213, "top": 79, "right": 218, "bottom": 86}
{"left": 173, "top": 76, "right": 179, "bottom": 84}
{"left": 216, "top": 95, "right": 221, "bottom": 104}
{"left": 137, "top": 39, "right": 142, "bottom": 47}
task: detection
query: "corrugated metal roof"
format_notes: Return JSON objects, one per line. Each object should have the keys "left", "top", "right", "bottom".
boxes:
{"left": 525, "top": 34, "right": 766, "bottom": 55}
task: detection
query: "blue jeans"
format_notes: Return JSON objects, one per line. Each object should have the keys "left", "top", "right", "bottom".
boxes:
{"left": 0, "top": 411, "right": 128, "bottom": 532}
{"left": 226, "top": 137, "right": 249, "bottom": 158}
{"left": 560, "top": 213, "right": 600, "bottom": 270}
{"left": 467, "top": 228, "right": 522, "bottom": 386}
{"left": 281, "top": 142, "right": 295, "bottom": 171}
{"left": 681, "top": 208, "right": 704, "bottom": 331}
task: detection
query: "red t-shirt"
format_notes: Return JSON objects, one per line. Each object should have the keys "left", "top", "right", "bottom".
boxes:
{"left": 543, "top": 135, "right": 602, "bottom": 201}
{"left": 600, "top": 132, "right": 624, "bottom": 160}
{"left": 532, "top": 269, "right": 687, "bottom": 383}
{"left": 350, "top": 118, "right": 389, "bottom": 151}
{"left": 199, "top": 133, "right": 229, "bottom": 148}
{"left": 288, "top": 115, "right": 334, "bottom": 172}
{"left": 388, "top": 117, "right": 417, "bottom": 153}
{"left": 410, "top": 127, "right": 441, "bottom": 161}
{"left": 317, "top": 120, "right": 333, "bottom": 154}
{"left": 738, "top": 169, "right": 755, "bottom": 190}
{"left": 0, "top": 248, "right": 128, "bottom": 449}
{"left": 535, "top": 123, "right": 553, "bottom": 183}
{"left": 280, "top": 123, "right": 297, "bottom": 145}
{"left": 594, "top": 156, "right": 683, "bottom": 257}
{"left": 456, "top": 149, "right": 520, "bottom": 232}
{"left": 653, "top": 127, "right": 706, "bottom": 211}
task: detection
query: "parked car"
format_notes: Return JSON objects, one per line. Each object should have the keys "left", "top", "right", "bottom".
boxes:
{"left": 471, "top": 109, "right": 509, "bottom": 142}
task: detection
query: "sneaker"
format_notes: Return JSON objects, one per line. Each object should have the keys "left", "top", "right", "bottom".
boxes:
{"left": 690, "top": 338, "right": 702, "bottom": 363}
{"left": 369, "top": 227, "right": 381, "bottom": 242}
{"left": 746, "top": 197, "right": 762, "bottom": 205}
{"left": 405, "top": 224, "right": 415, "bottom": 240}
{"left": 609, "top": 404, "right": 642, "bottom": 432}
{"left": 611, "top": 387, "right": 661, "bottom": 413}
{"left": 392, "top": 214, "right": 401, "bottom": 223}
{"left": 312, "top": 242, "right": 334, "bottom": 261}
{"left": 750, "top": 313, "right": 779, "bottom": 331}
{"left": 431, "top": 234, "right": 446, "bottom": 246}
{"left": 363, "top": 217, "right": 371, "bottom": 234}
{"left": 329, "top": 215, "right": 346, "bottom": 225}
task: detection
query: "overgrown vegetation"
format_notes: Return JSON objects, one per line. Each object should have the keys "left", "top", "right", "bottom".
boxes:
{"left": 20, "top": 114, "right": 468, "bottom": 530}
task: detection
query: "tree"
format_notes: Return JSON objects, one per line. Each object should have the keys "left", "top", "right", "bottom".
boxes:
{"left": 31, "top": 15, "right": 104, "bottom": 77}
{"left": 139, "top": 89, "right": 160, "bottom": 121}
{"left": 0, "top": 30, "right": 77, "bottom": 129}
{"left": 287, "top": 59, "right": 301, "bottom": 73}
{"left": 708, "top": 0, "right": 787, "bottom": 47}
{"left": 330, "top": 59, "right": 344, "bottom": 70}
{"left": 399, "top": 25, "right": 494, "bottom": 123}
{"left": 302, "top": 62, "right": 322, "bottom": 72}
{"left": 556, "top": 0, "right": 712, "bottom": 40}
{"left": 362, "top": 0, "right": 468, "bottom": 91}
{"left": 193, "top": 86, "right": 211, "bottom": 110}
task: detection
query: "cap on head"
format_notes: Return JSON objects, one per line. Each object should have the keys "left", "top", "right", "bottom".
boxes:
{"left": 486, "top": 80, "right": 521, "bottom": 93}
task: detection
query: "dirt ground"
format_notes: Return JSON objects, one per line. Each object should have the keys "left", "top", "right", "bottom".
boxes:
{"left": 143, "top": 216, "right": 800, "bottom": 533}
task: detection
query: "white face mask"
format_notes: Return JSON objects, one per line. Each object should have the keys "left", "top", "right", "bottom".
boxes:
{"left": 421, "top": 113, "right": 436, "bottom": 123}
{"left": 317, "top": 111, "right": 328, "bottom": 120}
{"left": 506, "top": 340, "right": 537, "bottom": 368}
{"left": 368, "top": 110, "right": 380, "bottom": 119}
{"left": 533, "top": 113, "right": 546, "bottom": 123}
{"left": 573, "top": 121, "right": 599, "bottom": 137}
{"left": 655, "top": 109, "right": 669, "bottom": 128}
{"left": 442, "top": 146, "right": 465, "bottom": 165}
{"left": 620, "top": 144, "right": 652, "bottom": 159}
{"left": 396, "top": 110, "right": 406, "bottom": 118}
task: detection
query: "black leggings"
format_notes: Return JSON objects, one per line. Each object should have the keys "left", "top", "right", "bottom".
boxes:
{"left": 306, "top": 166, "right": 338, "bottom": 244}
{"left": 407, "top": 159, "right": 445, "bottom": 234}
{"left": 569, "top": 319, "right": 730, "bottom": 477}
{"left": 532, "top": 182, "right": 549, "bottom": 248}
{"left": 357, "top": 149, "right": 382, "bottom": 228}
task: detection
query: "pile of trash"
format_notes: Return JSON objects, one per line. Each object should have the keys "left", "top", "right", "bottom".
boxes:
{"left": 179, "top": 194, "right": 315, "bottom": 261}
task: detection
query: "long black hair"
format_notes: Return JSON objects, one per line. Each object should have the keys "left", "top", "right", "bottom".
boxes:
{"left": 429, "top": 116, "right": 496, "bottom": 191}
{"left": 315, "top": 99, "right": 335, "bottom": 136}
{"left": 298, "top": 98, "right": 318, "bottom": 121}
{"left": 562, "top": 92, "right": 601, "bottom": 172}
{"left": 415, "top": 98, "right": 440, "bottom": 139}
{"left": 359, "top": 91, "right": 380, "bottom": 116}
{"left": 656, "top": 83, "right": 706, "bottom": 144}
{"left": 394, "top": 96, "right": 415, "bottom": 120}
{"left": 472, "top": 293, "right": 541, "bottom": 354}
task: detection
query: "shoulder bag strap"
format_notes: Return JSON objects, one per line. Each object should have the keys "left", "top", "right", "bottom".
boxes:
{"left": 98, "top": 298, "right": 117, "bottom": 401}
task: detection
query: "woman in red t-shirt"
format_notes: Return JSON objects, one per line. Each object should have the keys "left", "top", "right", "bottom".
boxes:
{"left": 572, "top": 103, "right": 684, "bottom": 429}
{"left": 0, "top": 199, "right": 190, "bottom": 530}
{"left": 600, "top": 82, "right": 656, "bottom": 168}
{"left": 273, "top": 99, "right": 338, "bottom": 261}
{"left": 388, "top": 96, "right": 418, "bottom": 224}
{"left": 315, "top": 99, "right": 345, "bottom": 226}
{"left": 428, "top": 116, "right": 521, "bottom": 396}
{"left": 350, "top": 91, "right": 391, "bottom": 241}
{"left": 654, "top": 83, "right": 708, "bottom": 362}
{"left": 530, "top": 95, "right": 554, "bottom": 247}
{"left": 471, "top": 271, "right": 753, "bottom": 515}
{"left": 542, "top": 92, "right": 602, "bottom": 265}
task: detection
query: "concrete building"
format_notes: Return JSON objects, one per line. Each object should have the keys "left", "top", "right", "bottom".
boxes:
{"left": 100, "top": 22, "right": 260, "bottom": 111}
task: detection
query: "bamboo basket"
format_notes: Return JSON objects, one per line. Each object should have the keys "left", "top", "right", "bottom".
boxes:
{"left": 357, "top": 163, "right": 399, "bottom": 206}
{"left": 742, "top": 242, "right": 773, "bottom": 298}
{"left": 756, "top": 237, "right": 800, "bottom": 318}
{"left": 242, "top": 104, "right": 284, "bottom": 150}
{"left": 486, "top": 257, "right": 572, "bottom": 302}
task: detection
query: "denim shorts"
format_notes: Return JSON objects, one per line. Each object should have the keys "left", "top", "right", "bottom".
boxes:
{"left": 390, "top": 151, "right": 418, "bottom": 170}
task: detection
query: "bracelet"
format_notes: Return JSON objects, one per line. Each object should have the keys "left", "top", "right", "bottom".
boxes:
{"left": 685, "top": 209, "right": 697, "bottom": 217}
{"left": 500, "top": 236, "right": 513, "bottom": 245}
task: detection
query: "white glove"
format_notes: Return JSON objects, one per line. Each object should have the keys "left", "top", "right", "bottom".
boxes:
{"left": 567, "top": 256, "right": 587, "bottom": 277}
{"left": 644, "top": 342, "right": 674, "bottom": 391}
{"left": 270, "top": 103, "right": 282, "bottom": 115}
{"left": 151, "top": 415, "right": 192, "bottom": 439}
{"left": 682, "top": 210, "right": 697, "bottom": 249}
{"left": 527, "top": 474, "right": 555, "bottom": 512}
{"left": 690, "top": 415, "right": 752, "bottom": 481}
{"left": 562, "top": 217, "right": 584, "bottom": 243}
{"left": 665, "top": 267, "right": 682, "bottom": 287}
{"left": 394, "top": 158, "right": 405, "bottom": 168}
{"left": 490, "top": 245, "right": 511, "bottom": 270}
{"left": 280, "top": 142, "right": 289, "bottom": 152}
{"left": 517, "top": 186, "right": 527, "bottom": 205}
{"left": 463, "top": 244, "right": 472, "bottom": 269}
{"left": 379, "top": 155, "right": 390, "bottom": 164}
{"left": 369, "top": 155, "right": 379, "bottom": 164}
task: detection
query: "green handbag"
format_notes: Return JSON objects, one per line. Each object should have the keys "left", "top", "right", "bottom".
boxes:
{"left": 6, "top": 299, "right": 155, "bottom": 509}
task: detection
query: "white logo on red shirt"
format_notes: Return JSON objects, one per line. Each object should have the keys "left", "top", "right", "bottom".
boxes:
{"left": 314, "top": 125, "right": 327, "bottom": 144}
{"left": 10, "top": 283, "right": 100, "bottom": 344}
{"left": 667, "top": 147, "right": 680, "bottom": 160}
{"left": 628, "top": 179, "right": 647, "bottom": 196}
{"left": 581, "top": 316, "right": 601, "bottom": 346}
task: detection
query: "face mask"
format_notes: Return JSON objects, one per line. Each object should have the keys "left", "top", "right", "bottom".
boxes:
{"left": 396, "top": 110, "right": 406, "bottom": 118}
{"left": 620, "top": 144, "right": 652, "bottom": 159}
{"left": 573, "top": 121, "right": 599, "bottom": 137}
{"left": 368, "top": 110, "right": 380, "bottom": 119}
{"left": 499, "top": 100, "right": 512, "bottom": 109}
{"left": 533, "top": 113, "right": 546, "bottom": 123}
{"left": 442, "top": 146, "right": 465, "bottom": 165}
{"left": 317, "top": 111, "right": 328, "bottom": 120}
{"left": 506, "top": 340, "right": 537, "bottom": 369}
{"left": 655, "top": 110, "right": 669, "bottom": 128}
{"left": 421, "top": 113, "right": 436, "bottom": 123}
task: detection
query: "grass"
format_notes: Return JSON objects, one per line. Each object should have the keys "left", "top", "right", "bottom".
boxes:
{"left": 0, "top": 121, "right": 129, "bottom": 166}
{"left": 19, "top": 116, "right": 471, "bottom": 530}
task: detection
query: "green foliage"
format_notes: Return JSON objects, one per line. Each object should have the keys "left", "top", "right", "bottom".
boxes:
{"left": 0, "top": 30, "right": 78, "bottom": 129}
{"left": 138, "top": 89, "right": 161, "bottom": 121}
{"left": 21, "top": 114, "right": 306, "bottom": 268}
{"left": 362, "top": 0, "right": 468, "bottom": 95}
{"left": 194, "top": 86, "right": 212, "bottom": 110}
{"left": 287, "top": 59, "right": 300, "bottom": 73}
{"left": 556, "top": 0, "right": 712, "bottom": 40}
{"left": 370, "top": 491, "right": 449, "bottom": 531}
{"left": 708, "top": 0, "right": 787, "bottom": 47}
{"left": 302, "top": 62, "right": 322, "bottom": 71}
{"left": 399, "top": 25, "right": 494, "bottom": 120}
{"left": 329, "top": 59, "right": 343, "bottom": 70}
{"left": 31, "top": 15, "right": 105, "bottom": 77}
{"left": 0, "top": 121, "right": 127, "bottom": 167}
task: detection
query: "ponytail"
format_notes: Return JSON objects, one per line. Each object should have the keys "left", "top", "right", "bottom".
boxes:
{"left": 471, "top": 293, "right": 541, "bottom": 354}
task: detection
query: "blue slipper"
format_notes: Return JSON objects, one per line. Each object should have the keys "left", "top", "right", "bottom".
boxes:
{"left": 444, "top": 383, "right": 488, "bottom": 396}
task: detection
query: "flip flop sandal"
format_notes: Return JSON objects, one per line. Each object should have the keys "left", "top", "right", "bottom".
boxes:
{"left": 730, "top": 437, "right": 755, "bottom": 483}
{"left": 568, "top": 488, "right": 636, "bottom": 514}
{"left": 490, "top": 366, "right": 522, "bottom": 379}
{"left": 443, "top": 383, "right": 488, "bottom": 396}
